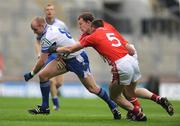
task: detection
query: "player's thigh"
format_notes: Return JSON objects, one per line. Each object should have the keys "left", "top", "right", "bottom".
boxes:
{"left": 79, "top": 75, "right": 99, "bottom": 93}
{"left": 109, "top": 80, "right": 125, "bottom": 99}
{"left": 41, "top": 59, "right": 67, "bottom": 79}
{"left": 124, "top": 84, "right": 137, "bottom": 98}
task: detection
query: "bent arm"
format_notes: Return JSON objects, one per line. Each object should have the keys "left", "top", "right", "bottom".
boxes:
{"left": 34, "top": 40, "right": 41, "bottom": 58}
{"left": 32, "top": 53, "right": 49, "bottom": 75}
{"left": 125, "top": 43, "right": 136, "bottom": 56}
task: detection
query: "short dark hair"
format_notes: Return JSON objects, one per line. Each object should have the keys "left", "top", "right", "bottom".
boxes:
{"left": 91, "top": 19, "right": 104, "bottom": 28}
{"left": 78, "top": 12, "right": 94, "bottom": 22}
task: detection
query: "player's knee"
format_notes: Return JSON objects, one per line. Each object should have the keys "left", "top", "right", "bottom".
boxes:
{"left": 127, "top": 90, "right": 136, "bottom": 98}
{"left": 38, "top": 72, "right": 49, "bottom": 82}
{"left": 109, "top": 91, "right": 117, "bottom": 101}
{"left": 56, "top": 83, "right": 63, "bottom": 88}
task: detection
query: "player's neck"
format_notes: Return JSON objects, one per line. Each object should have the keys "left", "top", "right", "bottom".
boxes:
{"left": 46, "top": 17, "right": 55, "bottom": 25}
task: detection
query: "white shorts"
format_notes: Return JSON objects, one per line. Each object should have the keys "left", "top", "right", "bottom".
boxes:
{"left": 111, "top": 54, "right": 141, "bottom": 85}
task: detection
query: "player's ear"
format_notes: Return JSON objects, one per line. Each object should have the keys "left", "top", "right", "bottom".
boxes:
{"left": 87, "top": 20, "right": 92, "bottom": 25}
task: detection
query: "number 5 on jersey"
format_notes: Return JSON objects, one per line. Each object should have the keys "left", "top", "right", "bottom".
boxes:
{"left": 106, "top": 33, "right": 121, "bottom": 47}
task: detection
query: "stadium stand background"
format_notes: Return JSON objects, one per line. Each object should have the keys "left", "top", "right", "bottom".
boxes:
{"left": 0, "top": 0, "right": 180, "bottom": 98}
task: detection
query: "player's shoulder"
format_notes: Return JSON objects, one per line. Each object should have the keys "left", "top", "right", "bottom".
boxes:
{"left": 54, "top": 18, "right": 67, "bottom": 28}
{"left": 45, "top": 25, "right": 59, "bottom": 39}
{"left": 54, "top": 18, "right": 65, "bottom": 24}
{"left": 92, "top": 28, "right": 106, "bottom": 35}
{"left": 103, "top": 21, "right": 117, "bottom": 31}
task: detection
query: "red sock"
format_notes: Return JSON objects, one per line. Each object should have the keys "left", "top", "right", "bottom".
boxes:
{"left": 132, "top": 106, "right": 140, "bottom": 115}
{"left": 151, "top": 94, "right": 161, "bottom": 102}
{"left": 130, "top": 97, "right": 141, "bottom": 107}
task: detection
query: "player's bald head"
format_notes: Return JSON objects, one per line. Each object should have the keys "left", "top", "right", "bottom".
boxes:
{"left": 31, "top": 16, "right": 46, "bottom": 35}
{"left": 31, "top": 16, "right": 45, "bottom": 29}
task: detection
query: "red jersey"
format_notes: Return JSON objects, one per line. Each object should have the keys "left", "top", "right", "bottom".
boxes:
{"left": 79, "top": 32, "right": 88, "bottom": 41}
{"left": 103, "top": 22, "right": 128, "bottom": 43}
{"left": 79, "top": 21, "right": 128, "bottom": 42}
{"left": 80, "top": 27, "right": 129, "bottom": 63}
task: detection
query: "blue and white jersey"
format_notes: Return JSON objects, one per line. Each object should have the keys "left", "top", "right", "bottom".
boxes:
{"left": 40, "top": 25, "right": 82, "bottom": 59}
{"left": 46, "top": 18, "right": 68, "bottom": 31}
{"left": 37, "top": 18, "right": 68, "bottom": 41}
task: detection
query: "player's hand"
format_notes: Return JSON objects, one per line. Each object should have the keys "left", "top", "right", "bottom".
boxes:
{"left": 24, "top": 72, "right": 34, "bottom": 81}
{"left": 48, "top": 42, "right": 58, "bottom": 53}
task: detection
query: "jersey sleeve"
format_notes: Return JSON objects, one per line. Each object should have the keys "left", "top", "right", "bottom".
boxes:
{"left": 55, "top": 19, "right": 69, "bottom": 31}
{"left": 79, "top": 33, "right": 88, "bottom": 41}
{"left": 61, "top": 22, "right": 69, "bottom": 32}
{"left": 79, "top": 35, "right": 94, "bottom": 47}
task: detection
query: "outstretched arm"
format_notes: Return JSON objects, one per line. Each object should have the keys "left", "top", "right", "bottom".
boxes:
{"left": 48, "top": 43, "right": 84, "bottom": 54}
{"left": 58, "top": 43, "right": 83, "bottom": 53}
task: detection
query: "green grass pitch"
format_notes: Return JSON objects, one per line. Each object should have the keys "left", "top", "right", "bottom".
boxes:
{"left": 0, "top": 97, "right": 179, "bottom": 126}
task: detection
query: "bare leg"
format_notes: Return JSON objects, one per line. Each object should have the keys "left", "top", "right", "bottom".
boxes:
{"left": 28, "top": 59, "right": 67, "bottom": 114}
{"left": 109, "top": 80, "right": 147, "bottom": 121}
{"left": 79, "top": 74, "right": 121, "bottom": 119}
{"left": 50, "top": 75, "right": 64, "bottom": 98}
{"left": 79, "top": 74, "right": 100, "bottom": 94}
{"left": 109, "top": 80, "right": 134, "bottom": 111}
{"left": 124, "top": 82, "right": 174, "bottom": 116}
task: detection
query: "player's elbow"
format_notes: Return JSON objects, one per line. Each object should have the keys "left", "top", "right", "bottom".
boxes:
{"left": 126, "top": 44, "right": 136, "bottom": 56}
{"left": 128, "top": 48, "right": 135, "bottom": 56}
{"left": 128, "top": 50, "right": 135, "bottom": 56}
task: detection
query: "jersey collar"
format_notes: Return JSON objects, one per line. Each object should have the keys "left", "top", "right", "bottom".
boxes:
{"left": 45, "top": 18, "right": 55, "bottom": 25}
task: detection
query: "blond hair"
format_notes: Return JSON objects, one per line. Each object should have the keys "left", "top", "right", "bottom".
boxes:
{"left": 44, "top": 3, "right": 55, "bottom": 10}
{"left": 31, "top": 16, "right": 46, "bottom": 28}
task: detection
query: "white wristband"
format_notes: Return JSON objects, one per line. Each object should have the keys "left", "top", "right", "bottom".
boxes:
{"left": 30, "top": 71, "right": 35, "bottom": 76}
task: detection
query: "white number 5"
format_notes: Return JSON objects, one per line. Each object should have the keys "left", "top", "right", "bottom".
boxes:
{"left": 106, "top": 33, "right": 121, "bottom": 47}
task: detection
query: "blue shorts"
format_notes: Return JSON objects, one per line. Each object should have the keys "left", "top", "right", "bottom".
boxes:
{"left": 45, "top": 53, "right": 58, "bottom": 65}
{"left": 63, "top": 51, "right": 91, "bottom": 78}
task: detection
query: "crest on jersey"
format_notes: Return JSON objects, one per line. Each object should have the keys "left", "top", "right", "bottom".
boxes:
{"left": 41, "top": 38, "right": 53, "bottom": 48}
